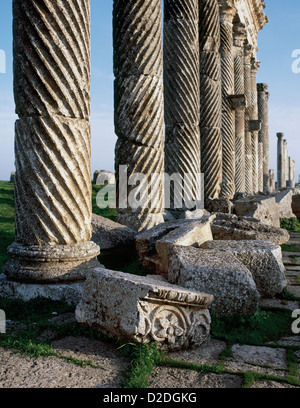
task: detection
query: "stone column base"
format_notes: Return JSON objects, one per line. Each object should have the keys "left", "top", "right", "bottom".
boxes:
{"left": 0, "top": 274, "right": 84, "bottom": 305}
{"left": 3, "top": 241, "right": 100, "bottom": 284}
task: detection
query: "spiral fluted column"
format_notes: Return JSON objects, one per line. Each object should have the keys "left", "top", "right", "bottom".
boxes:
{"left": 233, "top": 22, "right": 247, "bottom": 193}
{"left": 3, "top": 0, "right": 100, "bottom": 283}
{"left": 257, "top": 83, "right": 270, "bottom": 193}
{"left": 244, "top": 44, "right": 253, "bottom": 195}
{"left": 250, "top": 58, "right": 260, "bottom": 194}
{"left": 113, "top": 0, "right": 165, "bottom": 231}
{"left": 164, "top": 0, "right": 200, "bottom": 213}
{"left": 199, "top": 0, "right": 222, "bottom": 201}
{"left": 219, "top": 0, "right": 236, "bottom": 199}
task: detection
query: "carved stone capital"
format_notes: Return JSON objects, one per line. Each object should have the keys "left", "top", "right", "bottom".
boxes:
{"left": 244, "top": 43, "right": 253, "bottom": 62}
{"left": 257, "top": 83, "right": 268, "bottom": 93}
{"left": 229, "top": 94, "right": 247, "bottom": 110}
{"left": 233, "top": 22, "right": 247, "bottom": 47}
{"left": 249, "top": 119, "right": 262, "bottom": 132}
{"left": 251, "top": 58, "right": 261, "bottom": 73}
{"left": 219, "top": 0, "right": 236, "bottom": 23}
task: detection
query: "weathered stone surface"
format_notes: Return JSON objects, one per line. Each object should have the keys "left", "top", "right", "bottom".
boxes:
{"left": 156, "top": 221, "right": 214, "bottom": 278}
{"left": 5, "top": 0, "right": 101, "bottom": 283}
{"left": 235, "top": 196, "right": 280, "bottom": 227}
{"left": 200, "top": 240, "right": 287, "bottom": 297}
{"left": 91, "top": 213, "right": 136, "bottom": 250}
{"left": 52, "top": 337, "right": 129, "bottom": 373}
{"left": 76, "top": 268, "right": 213, "bottom": 351}
{"left": 168, "top": 246, "right": 260, "bottom": 316}
{"left": 205, "top": 198, "right": 233, "bottom": 214}
{"left": 168, "top": 338, "right": 227, "bottom": 366}
{"left": 149, "top": 368, "right": 243, "bottom": 388}
{"left": 0, "top": 347, "right": 125, "bottom": 388}
{"left": 113, "top": 0, "right": 165, "bottom": 231}
{"left": 199, "top": 0, "right": 222, "bottom": 201}
{"left": 136, "top": 216, "right": 215, "bottom": 274}
{"left": 164, "top": 1, "right": 201, "bottom": 214}
{"left": 292, "top": 195, "right": 300, "bottom": 218}
{"left": 269, "top": 189, "right": 296, "bottom": 219}
{"left": 224, "top": 345, "right": 289, "bottom": 377}
{"left": 259, "top": 298, "right": 299, "bottom": 312}
{"left": 93, "top": 170, "right": 115, "bottom": 185}
{"left": 250, "top": 380, "right": 299, "bottom": 389}
{"left": 0, "top": 274, "right": 83, "bottom": 305}
{"left": 211, "top": 216, "right": 290, "bottom": 245}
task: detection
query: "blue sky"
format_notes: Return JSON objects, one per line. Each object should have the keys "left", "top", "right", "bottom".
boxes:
{"left": 0, "top": 0, "right": 299, "bottom": 182}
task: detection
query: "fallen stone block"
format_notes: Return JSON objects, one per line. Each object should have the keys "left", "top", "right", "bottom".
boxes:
{"left": 168, "top": 246, "right": 260, "bottom": 316}
{"left": 135, "top": 216, "right": 215, "bottom": 275}
{"left": 75, "top": 268, "right": 214, "bottom": 351}
{"left": 235, "top": 196, "right": 280, "bottom": 227}
{"left": 205, "top": 198, "right": 234, "bottom": 214}
{"left": 211, "top": 217, "right": 290, "bottom": 245}
{"left": 156, "top": 222, "right": 214, "bottom": 278}
{"left": 91, "top": 213, "right": 136, "bottom": 250}
{"left": 269, "top": 189, "right": 296, "bottom": 219}
{"left": 200, "top": 240, "right": 287, "bottom": 298}
{"left": 292, "top": 195, "right": 300, "bottom": 218}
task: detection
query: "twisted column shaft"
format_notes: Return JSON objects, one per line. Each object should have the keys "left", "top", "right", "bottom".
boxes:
{"left": 113, "top": 0, "right": 165, "bottom": 231}
{"left": 244, "top": 44, "right": 253, "bottom": 195}
{"left": 250, "top": 58, "right": 260, "bottom": 194}
{"left": 219, "top": 0, "right": 236, "bottom": 199}
{"left": 164, "top": 0, "right": 201, "bottom": 212}
{"left": 233, "top": 23, "right": 247, "bottom": 193}
{"left": 199, "top": 0, "right": 222, "bottom": 201}
{"left": 4, "top": 0, "right": 99, "bottom": 283}
{"left": 257, "top": 83, "right": 270, "bottom": 193}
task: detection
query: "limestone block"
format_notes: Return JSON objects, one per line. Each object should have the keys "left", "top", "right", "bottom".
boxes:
{"left": 292, "top": 195, "right": 300, "bottom": 218}
{"left": 200, "top": 240, "right": 287, "bottom": 297}
{"left": 75, "top": 268, "right": 213, "bottom": 351}
{"left": 270, "top": 189, "right": 296, "bottom": 219}
{"left": 156, "top": 222, "right": 214, "bottom": 278}
{"left": 168, "top": 246, "right": 260, "bottom": 316}
{"left": 91, "top": 214, "right": 136, "bottom": 250}
{"left": 234, "top": 196, "right": 280, "bottom": 227}
{"left": 205, "top": 198, "right": 233, "bottom": 214}
{"left": 211, "top": 217, "right": 290, "bottom": 245}
{"left": 0, "top": 274, "right": 83, "bottom": 305}
{"left": 135, "top": 216, "right": 215, "bottom": 275}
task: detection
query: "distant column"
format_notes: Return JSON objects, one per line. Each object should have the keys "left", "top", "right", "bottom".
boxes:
{"left": 250, "top": 58, "right": 260, "bottom": 194}
{"left": 219, "top": 0, "right": 236, "bottom": 199}
{"left": 113, "top": 0, "right": 165, "bottom": 231}
{"left": 3, "top": 0, "right": 100, "bottom": 283}
{"left": 244, "top": 44, "right": 253, "bottom": 195}
{"left": 257, "top": 83, "right": 270, "bottom": 193}
{"left": 277, "top": 133, "right": 285, "bottom": 189}
{"left": 269, "top": 169, "right": 275, "bottom": 193}
{"left": 199, "top": 0, "right": 222, "bottom": 201}
{"left": 283, "top": 140, "right": 289, "bottom": 187}
{"left": 233, "top": 22, "right": 247, "bottom": 193}
{"left": 288, "top": 157, "right": 295, "bottom": 188}
{"left": 164, "top": 0, "right": 201, "bottom": 213}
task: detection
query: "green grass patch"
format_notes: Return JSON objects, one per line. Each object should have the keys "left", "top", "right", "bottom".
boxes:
{"left": 210, "top": 308, "right": 294, "bottom": 346}
{"left": 0, "top": 181, "right": 15, "bottom": 271}
{"left": 92, "top": 184, "right": 117, "bottom": 221}
{"left": 281, "top": 244, "right": 300, "bottom": 253}
{"left": 276, "top": 289, "right": 300, "bottom": 302}
{"left": 280, "top": 218, "right": 300, "bottom": 232}
{"left": 119, "top": 343, "right": 165, "bottom": 388}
